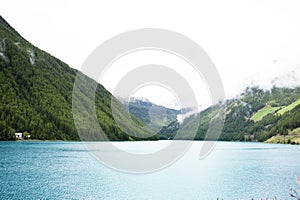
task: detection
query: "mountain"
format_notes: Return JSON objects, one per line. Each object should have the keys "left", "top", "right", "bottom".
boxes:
{"left": 0, "top": 16, "right": 156, "bottom": 141}
{"left": 159, "top": 86, "right": 300, "bottom": 143}
{"left": 121, "top": 97, "right": 180, "bottom": 132}
{"left": 1, "top": 15, "right": 299, "bottom": 143}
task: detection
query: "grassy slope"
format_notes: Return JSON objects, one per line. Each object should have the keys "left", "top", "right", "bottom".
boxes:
{"left": 250, "top": 105, "right": 281, "bottom": 121}
{"left": 277, "top": 99, "right": 300, "bottom": 115}
{"left": 250, "top": 98, "right": 300, "bottom": 122}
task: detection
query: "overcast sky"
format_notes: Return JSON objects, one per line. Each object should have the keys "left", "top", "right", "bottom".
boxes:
{"left": 1, "top": 0, "right": 300, "bottom": 109}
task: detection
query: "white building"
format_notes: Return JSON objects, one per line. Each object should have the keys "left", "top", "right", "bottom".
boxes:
{"left": 15, "top": 132, "right": 22, "bottom": 139}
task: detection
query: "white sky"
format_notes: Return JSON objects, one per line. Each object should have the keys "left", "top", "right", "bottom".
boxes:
{"left": 1, "top": 0, "right": 300, "bottom": 109}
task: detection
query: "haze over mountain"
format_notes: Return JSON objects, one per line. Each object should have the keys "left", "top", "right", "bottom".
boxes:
{"left": 241, "top": 65, "right": 300, "bottom": 96}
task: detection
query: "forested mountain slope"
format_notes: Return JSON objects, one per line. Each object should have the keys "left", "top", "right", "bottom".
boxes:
{"left": 159, "top": 86, "right": 300, "bottom": 143}
{"left": 0, "top": 16, "right": 155, "bottom": 141}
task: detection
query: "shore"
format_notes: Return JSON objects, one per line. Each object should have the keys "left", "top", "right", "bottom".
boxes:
{"left": 265, "top": 127, "right": 300, "bottom": 145}
{"left": 3, "top": 138, "right": 299, "bottom": 146}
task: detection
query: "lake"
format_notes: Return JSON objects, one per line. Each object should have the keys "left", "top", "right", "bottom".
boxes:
{"left": 0, "top": 141, "right": 300, "bottom": 199}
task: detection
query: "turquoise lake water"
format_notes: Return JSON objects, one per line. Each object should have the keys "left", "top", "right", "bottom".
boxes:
{"left": 0, "top": 141, "right": 300, "bottom": 200}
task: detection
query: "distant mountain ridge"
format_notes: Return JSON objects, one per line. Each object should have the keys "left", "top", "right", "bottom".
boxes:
{"left": 121, "top": 97, "right": 181, "bottom": 133}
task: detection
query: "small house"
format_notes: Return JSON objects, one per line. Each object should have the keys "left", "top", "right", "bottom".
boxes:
{"left": 15, "top": 132, "right": 23, "bottom": 139}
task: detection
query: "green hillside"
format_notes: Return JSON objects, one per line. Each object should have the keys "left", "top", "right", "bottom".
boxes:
{"left": 0, "top": 16, "right": 156, "bottom": 141}
{"left": 277, "top": 99, "right": 300, "bottom": 115}
{"left": 160, "top": 86, "right": 300, "bottom": 143}
{"left": 250, "top": 105, "right": 281, "bottom": 122}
